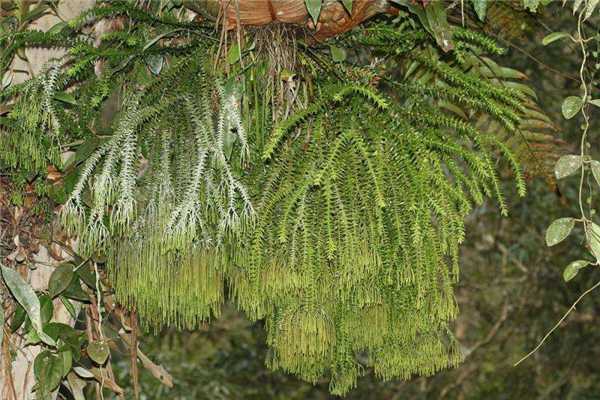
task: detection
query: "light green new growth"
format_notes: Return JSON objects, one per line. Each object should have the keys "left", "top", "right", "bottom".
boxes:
{"left": 0, "top": 2, "right": 558, "bottom": 396}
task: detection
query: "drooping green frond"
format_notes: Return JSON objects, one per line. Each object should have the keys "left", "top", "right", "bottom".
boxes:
{"left": 0, "top": 1, "right": 550, "bottom": 395}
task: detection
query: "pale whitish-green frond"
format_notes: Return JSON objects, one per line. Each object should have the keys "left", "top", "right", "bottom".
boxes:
{"left": 3, "top": 3, "right": 540, "bottom": 394}
{"left": 41, "top": 63, "right": 62, "bottom": 137}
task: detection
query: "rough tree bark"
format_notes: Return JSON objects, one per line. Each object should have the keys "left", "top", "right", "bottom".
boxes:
{"left": 1, "top": 3, "right": 94, "bottom": 399}
{"left": 217, "top": 0, "right": 395, "bottom": 41}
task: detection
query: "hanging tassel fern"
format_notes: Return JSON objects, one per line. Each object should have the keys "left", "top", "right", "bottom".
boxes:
{"left": 0, "top": 1, "right": 562, "bottom": 395}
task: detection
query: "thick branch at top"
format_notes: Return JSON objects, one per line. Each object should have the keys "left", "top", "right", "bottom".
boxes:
{"left": 217, "top": 0, "right": 395, "bottom": 41}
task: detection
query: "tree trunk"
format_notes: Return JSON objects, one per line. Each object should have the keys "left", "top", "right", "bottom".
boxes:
{"left": 1, "top": 2, "right": 94, "bottom": 399}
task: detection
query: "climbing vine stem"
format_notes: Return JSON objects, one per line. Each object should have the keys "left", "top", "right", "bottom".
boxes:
{"left": 515, "top": 1, "right": 600, "bottom": 366}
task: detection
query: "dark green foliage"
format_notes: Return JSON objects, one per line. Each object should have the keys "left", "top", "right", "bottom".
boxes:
{"left": 0, "top": 1, "right": 552, "bottom": 396}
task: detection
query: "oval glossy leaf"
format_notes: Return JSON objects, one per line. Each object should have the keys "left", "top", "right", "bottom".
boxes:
{"left": 10, "top": 305, "right": 26, "bottom": 332}
{"left": 73, "top": 366, "right": 94, "bottom": 379}
{"left": 545, "top": 217, "right": 575, "bottom": 247}
{"left": 62, "top": 279, "right": 90, "bottom": 302}
{"left": 561, "top": 96, "right": 583, "bottom": 119}
{"left": 341, "top": 0, "right": 352, "bottom": 14}
{"left": 146, "top": 54, "right": 164, "bottom": 75}
{"left": 590, "top": 160, "right": 600, "bottom": 187}
{"left": 587, "top": 222, "right": 600, "bottom": 260}
{"left": 471, "top": 0, "right": 488, "bottom": 21}
{"left": 554, "top": 155, "right": 583, "bottom": 180}
{"left": 305, "top": 0, "right": 322, "bottom": 24}
{"left": 39, "top": 294, "right": 54, "bottom": 324}
{"left": 34, "top": 351, "right": 64, "bottom": 393}
{"left": 563, "top": 260, "right": 590, "bottom": 282}
{"left": 61, "top": 349, "right": 73, "bottom": 377}
{"left": 589, "top": 99, "right": 600, "bottom": 108}
{"left": 87, "top": 340, "right": 110, "bottom": 365}
{"left": 542, "top": 32, "right": 570, "bottom": 46}
{"left": 0, "top": 265, "right": 55, "bottom": 346}
{"left": 60, "top": 296, "right": 78, "bottom": 320}
{"left": 76, "top": 264, "right": 97, "bottom": 290}
{"left": 48, "top": 263, "right": 74, "bottom": 298}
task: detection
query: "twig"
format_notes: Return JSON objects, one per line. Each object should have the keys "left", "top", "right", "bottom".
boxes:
{"left": 440, "top": 303, "right": 509, "bottom": 398}
{"left": 118, "top": 330, "right": 174, "bottom": 388}
{"left": 465, "top": 302, "right": 509, "bottom": 357}
{"left": 514, "top": 279, "right": 600, "bottom": 366}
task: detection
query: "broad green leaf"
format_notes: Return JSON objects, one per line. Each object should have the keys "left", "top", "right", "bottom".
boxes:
{"left": 48, "top": 263, "right": 74, "bottom": 298}
{"left": 25, "top": 329, "right": 41, "bottom": 345}
{"left": 1, "top": 264, "right": 55, "bottom": 346}
{"left": 54, "top": 92, "right": 77, "bottom": 106}
{"left": 305, "top": 0, "right": 322, "bottom": 24}
{"left": 60, "top": 349, "right": 73, "bottom": 377}
{"left": 76, "top": 264, "right": 97, "bottom": 290}
{"left": 545, "top": 217, "right": 575, "bottom": 246}
{"left": 146, "top": 54, "right": 164, "bottom": 75}
{"left": 562, "top": 96, "right": 583, "bottom": 119}
{"left": 589, "top": 160, "right": 600, "bottom": 188}
{"left": 471, "top": 0, "right": 488, "bottom": 21}
{"left": 10, "top": 304, "right": 27, "bottom": 332}
{"left": 425, "top": 1, "right": 453, "bottom": 52}
{"left": 589, "top": 99, "right": 600, "bottom": 108}
{"left": 60, "top": 296, "right": 78, "bottom": 320}
{"left": 34, "top": 351, "right": 64, "bottom": 394}
{"left": 73, "top": 366, "right": 94, "bottom": 379}
{"left": 62, "top": 280, "right": 89, "bottom": 302}
{"left": 39, "top": 294, "right": 54, "bottom": 324}
{"left": 44, "top": 322, "right": 80, "bottom": 343}
{"left": 542, "top": 32, "right": 570, "bottom": 46}
{"left": 340, "top": 0, "right": 352, "bottom": 14}
{"left": 330, "top": 45, "right": 347, "bottom": 62}
{"left": 587, "top": 222, "right": 600, "bottom": 260}
{"left": 87, "top": 340, "right": 110, "bottom": 365}
{"left": 563, "top": 260, "right": 590, "bottom": 281}
{"left": 554, "top": 155, "right": 583, "bottom": 180}
{"left": 10, "top": 305, "right": 26, "bottom": 332}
